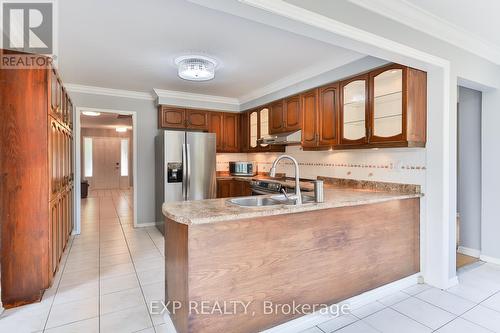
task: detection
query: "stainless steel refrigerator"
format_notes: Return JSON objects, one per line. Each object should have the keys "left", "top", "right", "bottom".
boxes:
{"left": 155, "top": 130, "right": 217, "bottom": 234}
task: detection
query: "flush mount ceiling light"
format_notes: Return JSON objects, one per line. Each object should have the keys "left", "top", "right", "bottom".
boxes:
{"left": 115, "top": 127, "right": 127, "bottom": 133}
{"left": 82, "top": 111, "right": 101, "bottom": 116}
{"left": 174, "top": 55, "right": 217, "bottom": 81}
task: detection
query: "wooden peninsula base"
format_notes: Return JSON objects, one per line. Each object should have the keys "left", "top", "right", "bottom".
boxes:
{"left": 165, "top": 198, "right": 420, "bottom": 333}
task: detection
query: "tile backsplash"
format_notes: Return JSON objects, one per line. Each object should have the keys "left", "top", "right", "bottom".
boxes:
{"left": 217, "top": 146, "right": 426, "bottom": 186}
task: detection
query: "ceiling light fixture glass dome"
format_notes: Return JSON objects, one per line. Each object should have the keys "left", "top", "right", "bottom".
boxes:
{"left": 174, "top": 55, "right": 217, "bottom": 81}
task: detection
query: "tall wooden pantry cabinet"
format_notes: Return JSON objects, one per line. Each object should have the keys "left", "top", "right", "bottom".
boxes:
{"left": 0, "top": 51, "right": 74, "bottom": 308}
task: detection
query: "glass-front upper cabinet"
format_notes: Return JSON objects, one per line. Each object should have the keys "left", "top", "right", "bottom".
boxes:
{"left": 370, "top": 65, "right": 405, "bottom": 142}
{"left": 340, "top": 75, "right": 368, "bottom": 145}
{"left": 259, "top": 107, "right": 269, "bottom": 147}
{"left": 249, "top": 110, "right": 258, "bottom": 149}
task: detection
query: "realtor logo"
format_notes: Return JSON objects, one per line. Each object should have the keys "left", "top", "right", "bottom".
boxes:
{"left": 2, "top": 1, "right": 53, "bottom": 54}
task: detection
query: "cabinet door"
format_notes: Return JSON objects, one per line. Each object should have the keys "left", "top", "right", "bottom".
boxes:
{"left": 158, "top": 106, "right": 185, "bottom": 129}
{"left": 217, "top": 180, "right": 232, "bottom": 198}
{"left": 340, "top": 75, "right": 369, "bottom": 145}
{"left": 269, "top": 100, "right": 285, "bottom": 134}
{"left": 284, "top": 95, "right": 301, "bottom": 131}
{"left": 248, "top": 110, "right": 259, "bottom": 151}
{"left": 239, "top": 112, "right": 249, "bottom": 152}
{"left": 237, "top": 180, "right": 252, "bottom": 196}
{"left": 301, "top": 89, "right": 318, "bottom": 147}
{"left": 58, "top": 197, "right": 63, "bottom": 261}
{"left": 208, "top": 112, "right": 224, "bottom": 152}
{"left": 223, "top": 113, "right": 239, "bottom": 152}
{"left": 259, "top": 107, "right": 270, "bottom": 149}
{"left": 186, "top": 109, "right": 208, "bottom": 130}
{"left": 49, "top": 119, "right": 58, "bottom": 198}
{"left": 50, "top": 200, "right": 58, "bottom": 275}
{"left": 318, "top": 83, "right": 339, "bottom": 146}
{"left": 369, "top": 65, "right": 406, "bottom": 143}
{"left": 50, "top": 70, "right": 60, "bottom": 118}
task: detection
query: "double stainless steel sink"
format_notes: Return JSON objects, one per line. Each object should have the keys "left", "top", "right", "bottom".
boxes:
{"left": 227, "top": 194, "right": 315, "bottom": 207}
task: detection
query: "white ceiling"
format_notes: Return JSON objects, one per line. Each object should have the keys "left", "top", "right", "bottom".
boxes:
{"left": 403, "top": 0, "right": 500, "bottom": 47}
{"left": 344, "top": 0, "right": 500, "bottom": 65}
{"left": 59, "top": 0, "right": 363, "bottom": 99}
{"left": 81, "top": 112, "right": 132, "bottom": 129}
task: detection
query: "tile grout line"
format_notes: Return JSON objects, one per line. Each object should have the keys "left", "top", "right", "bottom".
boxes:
{"left": 110, "top": 191, "right": 156, "bottom": 332}
{"left": 388, "top": 295, "right": 457, "bottom": 331}
{"left": 41, "top": 223, "right": 77, "bottom": 332}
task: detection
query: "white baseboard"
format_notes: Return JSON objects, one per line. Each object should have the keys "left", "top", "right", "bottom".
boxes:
{"left": 263, "top": 273, "right": 421, "bottom": 333}
{"left": 457, "top": 246, "right": 481, "bottom": 258}
{"left": 161, "top": 274, "right": 421, "bottom": 333}
{"left": 480, "top": 255, "right": 500, "bottom": 265}
{"left": 135, "top": 222, "right": 157, "bottom": 228}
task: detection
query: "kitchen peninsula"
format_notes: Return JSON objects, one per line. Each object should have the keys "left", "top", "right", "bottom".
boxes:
{"left": 163, "top": 178, "right": 422, "bottom": 333}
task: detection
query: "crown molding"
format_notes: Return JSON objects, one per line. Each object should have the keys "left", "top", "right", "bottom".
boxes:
{"left": 65, "top": 84, "right": 155, "bottom": 100}
{"left": 348, "top": 0, "right": 500, "bottom": 66}
{"left": 153, "top": 88, "right": 240, "bottom": 107}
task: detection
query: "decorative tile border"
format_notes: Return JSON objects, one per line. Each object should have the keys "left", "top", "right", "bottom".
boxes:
{"left": 217, "top": 161, "right": 426, "bottom": 171}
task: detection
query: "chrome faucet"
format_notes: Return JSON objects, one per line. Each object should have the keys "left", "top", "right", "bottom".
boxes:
{"left": 269, "top": 155, "right": 302, "bottom": 205}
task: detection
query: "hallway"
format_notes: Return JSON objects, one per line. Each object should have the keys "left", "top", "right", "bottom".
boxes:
{"left": 0, "top": 189, "right": 172, "bottom": 332}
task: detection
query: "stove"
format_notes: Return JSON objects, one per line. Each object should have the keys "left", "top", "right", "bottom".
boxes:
{"left": 250, "top": 179, "right": 312, "bottom": 195}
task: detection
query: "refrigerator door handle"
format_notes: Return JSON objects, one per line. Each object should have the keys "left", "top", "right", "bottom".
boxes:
{"left": 186, "top": 143, "right": 191, "bottom": 200}
{"left": 182, "top": 143, "right": 188, "bottom": 200}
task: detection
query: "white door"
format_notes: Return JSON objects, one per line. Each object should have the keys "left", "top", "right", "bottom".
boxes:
{"left": 92, "top": 137, "right": 121, "bottom": 189}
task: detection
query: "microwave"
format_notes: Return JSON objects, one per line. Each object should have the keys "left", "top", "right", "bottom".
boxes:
{"left": 229, "top": 161, "right": 257, "bottom": 176}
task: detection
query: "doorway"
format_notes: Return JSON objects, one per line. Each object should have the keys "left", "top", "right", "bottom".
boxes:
{"left": 456, "top": 86, "right": 482, "bottom": 270}
{"left": 75, "top": 108, "right": 138, "bottom": 233}
{"left": 90, "top": 137, "right": 130, "bottom": 190}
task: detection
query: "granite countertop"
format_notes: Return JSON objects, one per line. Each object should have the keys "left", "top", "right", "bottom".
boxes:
{"left": 162, "top": 178, "right": 423, "bottom": 225}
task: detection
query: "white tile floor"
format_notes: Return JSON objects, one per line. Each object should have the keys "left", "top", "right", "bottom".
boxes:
{"left": 0, "top": 189, "right": 172, "bottom": 333}
{"left": 2, "top": 189, "right": 500, "bottom": 333}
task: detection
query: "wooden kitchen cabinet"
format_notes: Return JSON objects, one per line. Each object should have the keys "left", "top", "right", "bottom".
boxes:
{"left": 1, "top": 52, "right": 74, "bottom": 308}
{"left": 185, "top": 109, "right": 209, "bottom": 130}
{"left": 158, "top": 106, "right": 186, "bottom": 129}
{"left": 367, "top": 64, "right": 426, "bottom": 147}
{"left": 158, "top": 106, "right": 208, "bottom": 130}
{"left": 269, "top": 100, "right": 285, "bottom": 134}
{"left": 222, "top": 113, "right": 239, "bottom": 152}
{"left": 300, "top": 88, "right": 319, "bottom": 148}
{"left": 208, "top": 112, "right": 239, "bottom": 153}
{"left": 245, "top": 108, "right": 285, "bottom": 153}
{"left": 339, "top": 74, "right": 369, "bottom": 146}
{"left": 269, "top": 95, "right": 301, "bottom": 134}
{"left": 216, "top": 179, "right": 251, "bottom": 198}
{"left": 301, "top": 85, "right": 340, "bottom": 149}
{"left": 318, "top": 83, "right": 340, "bottom": 146}
{"left": 284, "top": 95, "right": 301, "bottom": 131}
{"left": 239, "top": 112, "right": 249, "bottom": 152}
{"left": 337, "top": 64, "right": 427, "bottom": 149}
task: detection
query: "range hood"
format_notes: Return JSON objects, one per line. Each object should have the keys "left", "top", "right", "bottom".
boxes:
{"left": 258, "top": 130, "right": 302, "bottom": 145}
